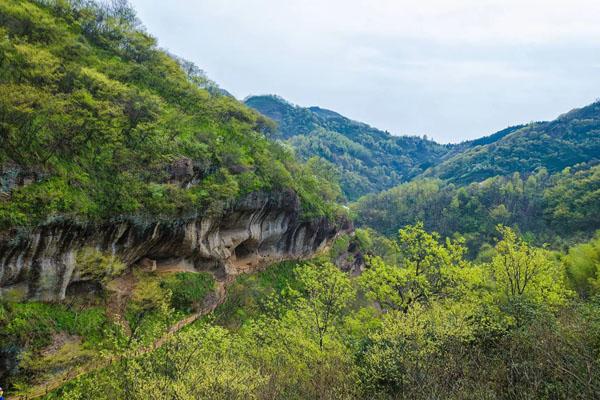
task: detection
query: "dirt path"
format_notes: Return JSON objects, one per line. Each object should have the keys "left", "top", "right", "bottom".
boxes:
{"left": 12, "top": 276, "right": 230, "bottom": 400}
{"left": 105, "top": 273, "right": 136, "bottom": 336}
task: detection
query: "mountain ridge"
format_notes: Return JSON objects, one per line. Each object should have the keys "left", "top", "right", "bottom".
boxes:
{"left": 246, "top": 94, "right": 600, "bottom": 193}
{"left": 244, "top": 94, "right": 452, "bottom": 199}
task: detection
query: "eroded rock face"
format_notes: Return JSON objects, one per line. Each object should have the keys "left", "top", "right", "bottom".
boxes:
{"left": 0, "top": 190, "right": 349, "bottom": 301}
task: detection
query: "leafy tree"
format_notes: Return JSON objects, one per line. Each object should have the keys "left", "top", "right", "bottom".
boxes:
{"left": 291, "top": 262, "right": 355, "bottom": 350}
{"left": 563, "top": 232, "right": 600, "bottom": 298}
{"left": 360, "top": 223, "right": 470, "bottom": 312}
{"left": 489, "top": 225, "right": 572, "bottom": 306}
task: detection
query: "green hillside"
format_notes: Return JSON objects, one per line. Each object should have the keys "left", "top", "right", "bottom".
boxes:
{"left": 2, "top": 1, "right": 600, "bottom": 399}
{"left": 424, "top": 102, "right": 600, "bottom": 184}
{"left": 354, "top": 164, "right": 600, "bottom": 253}
{"left": 0, "top": 0, "right": 339, "bottom": 230}
{"left": 349, "top": 101, "right": 600, "bottom": 253}
{"left": 245, "top": 95, "right": 600, "bottom": 199}
{"left": 245, "top": 95, "right": 452, "bottom": 200}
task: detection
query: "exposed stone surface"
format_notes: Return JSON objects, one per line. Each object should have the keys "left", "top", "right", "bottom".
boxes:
{"left": 333, "top": 236, "right": 366, "bottom": 276}
{"left": 168, "top": 157, "right": 194, "bottom": 186}
{"left": 0, "top": 190, "right": 349, "bottom": 301}
{"left": 0, "top": 163, "right": 41, "bottom": 196}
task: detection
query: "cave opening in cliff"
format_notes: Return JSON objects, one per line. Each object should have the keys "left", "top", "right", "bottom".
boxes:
{"left": 234, "top": 239, "right": 259, "bottom": 260}
{"left": 65, "top": 280, "right": 103, "bottom": 299}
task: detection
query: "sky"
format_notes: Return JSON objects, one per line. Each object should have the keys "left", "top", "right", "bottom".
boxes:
{"left": 129, "top": 0, "right": 600, "bottom": 143}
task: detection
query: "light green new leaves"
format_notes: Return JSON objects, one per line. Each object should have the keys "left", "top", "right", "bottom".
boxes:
{"left": 489, "top": 225, "right": 573, "bottom": 306}
{"left": 292, "top": 262, "right": 355, "bottom": 350}
{"left": 359, "top": 223, "right": 475, "bottom": 312}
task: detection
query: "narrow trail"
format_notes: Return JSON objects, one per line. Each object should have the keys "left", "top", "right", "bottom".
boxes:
{"left": 13, "top": 276, "right": 231, "bottom": 400}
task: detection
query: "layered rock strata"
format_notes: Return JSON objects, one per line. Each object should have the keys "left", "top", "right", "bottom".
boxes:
{"left": 0, "top": 190, "right": 347, "bottom": 301}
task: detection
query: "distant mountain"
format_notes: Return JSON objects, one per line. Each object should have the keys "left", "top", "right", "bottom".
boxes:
{"left": 247, "top": 95, "right": 600, "bottom": 194}
{"left": 424, "top": 102, "right": 600, "bottom": 184}
{"left": 245, "top": 95, "right": 452, "bottom": 200}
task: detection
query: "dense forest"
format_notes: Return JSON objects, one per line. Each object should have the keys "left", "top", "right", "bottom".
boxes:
{"left": 424, "top": 102, "right": 600, "bottom": 184}
{"left": 354, "top": 165, "right": 600, "bottom": 255}
{"left": 9, "top": 226, "right": 600, "bottom": 399}
{"left": 245, "top": 95, "right": 452, "bottom": 200}
{"left": 0, "top": 0, "right": 341, "bottom": 230}
{"left": 245, "top": 95, "right": 600, "bottom": 200}
{"left": 1, "top": 1, "right": 600, "bottom": 399}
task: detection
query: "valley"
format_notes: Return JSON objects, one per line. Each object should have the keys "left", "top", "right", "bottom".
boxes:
{"left": 0, "top": 1, "right": 599, "bottom": 399}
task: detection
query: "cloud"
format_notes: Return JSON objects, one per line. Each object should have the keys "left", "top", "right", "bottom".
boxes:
{"left": 165, "top": 0, "right": 600, "bottom": 45}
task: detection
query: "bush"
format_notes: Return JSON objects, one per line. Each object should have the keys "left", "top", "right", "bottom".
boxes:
{"left": 160, "top": 272, "right": 215, "bottom": 313}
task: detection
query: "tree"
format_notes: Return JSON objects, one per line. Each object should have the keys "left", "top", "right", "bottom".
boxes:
{"left": 563, "top": 233, "right": 600, "bottom": 298}
{"left": 293, "top": 262, "right": 354, "bottom": 350}
{"left": 489, "top": 225, "right": 571, "bottom": 305}
{"left": 360, "top": 223, "right": 469, "bottom": 313}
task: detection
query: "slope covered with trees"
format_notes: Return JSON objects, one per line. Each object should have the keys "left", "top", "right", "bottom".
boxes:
{"left": 1, "top": 0, "right": 600, "bottom": 398}
{"left": 0, "top": 0, "right": 341, "bottom": 231}
{"left": 245, "top": 95, "right": 452, "bottom": 200}
{"left": 424, "top": 102, "right": 600, "bottom": 184}
{"left": 15, "top": 225, "right": 600, "bottom": 399}
{"left": 354, "top": 164, "right": 600, "bottom": 255}
{"left": 245, "top": 95, "right": 600, "bottom": 200}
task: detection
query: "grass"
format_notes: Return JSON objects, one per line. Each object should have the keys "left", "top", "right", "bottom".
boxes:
{"left": 2, "top": 302, "right": 118, "bottom": 351}
{"left": 1, "top": 270, "right": 217, "bottom": 393}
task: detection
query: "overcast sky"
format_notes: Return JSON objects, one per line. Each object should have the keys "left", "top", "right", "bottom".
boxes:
{"left": 129, "top": 0, "right": 600, "bottom": 143}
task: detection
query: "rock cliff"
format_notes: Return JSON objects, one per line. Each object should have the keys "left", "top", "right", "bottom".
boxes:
{"left": 0, "top": 190, "right": 348, "bottom": 301}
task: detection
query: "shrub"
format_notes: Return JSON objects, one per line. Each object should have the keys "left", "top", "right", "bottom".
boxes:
{"left": 160, "top": 272, "right": 215, "bottom": 313}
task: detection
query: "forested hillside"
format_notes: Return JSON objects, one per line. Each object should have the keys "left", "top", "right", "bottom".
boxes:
{"left": 0, "top": 0, "right": 340, "bottom": 231}
{"left": 0, "top": 0, "right": 344, "bottom": 394}
{"left": 21, "top": 226, "right": 600, "bottom": 399}
{"left": 424, "top": 101, "right": 600, "bottom": 184}
{"left": 1, "top": 0, "right": 600, "bottom": 399}
{"left": 245, "top": 95, "right": 600, "bottom": 200}
{"left": 351, "top": 102, "right": 600, "bottom": 255}
{"left": 245, "top": 95, "right": 451, "bottom": 199}
{"left": 354, "top": 164, "right": 600, "bottom": 254}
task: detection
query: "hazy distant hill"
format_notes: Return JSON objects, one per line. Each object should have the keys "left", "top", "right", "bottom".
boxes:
{"left": 247, "top": 95, "right": 600, "bottom": 195}
{"left": 424, "top": 102, "right": 600, "bottom": 184}
{"left": 245, "top": 95, "right": 452, "bottom": 199}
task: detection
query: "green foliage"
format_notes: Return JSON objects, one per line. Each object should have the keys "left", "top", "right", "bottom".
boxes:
{"left": 3, "top": 228, "right": 597, "bottom": 399}
{"left": 488, "top": 225, "right": 572, "bottom": 306}
{"left": 48, "top": 324, "right": 269, "bottom": 400}
{"left": 46, "top": 260, "right": 360, "bottom": 400}
{"left": 354, "top": 165, "right": 600, "bottom": 253}
{"left": 360, "top": 223, "right": 473, "bottom": 312}
{"left": 425, "top": 102, "right": 600, "bottom": 184}
{"left": 214, "top": 261, "right": 300, "bottom": 328}
{"left": 358, "top": 301, "right": 479, "bottom": 397}
{"left": 3, "top": 0, "right": 600, "bottom": 397}
{"left": 1, "top": 302, "right": 113, "bottom": 350}
{"left": 544, "top": 165, "right": 600, "bottom": 234}
{"left": 76, "top": 247, "right": 126, "bottom": 283}
{"left": 294, "top": 156, "right": 344, "bottom": 219}
{"left": 290, "top": 262, "right": 355, "bottom": 349}
{"left": 0, "top": 0, "right": 339, "bottom": 230}
{"left": 123, "top": 272, "right": 174, "bottom": 346}
{"left": 246, "top": 94, "right": 600, "bottom": 200}
{"left": 0, "top": 300, "right": 122, "bottom": 390}
{"left": 160, "top": 272, "right": 214, "bottom": 313}
{"left": 245, "top": 95, "right": 452, "bottom": 200}
{"left": 564, "top": 232, "right": 600, "bottom": 298}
